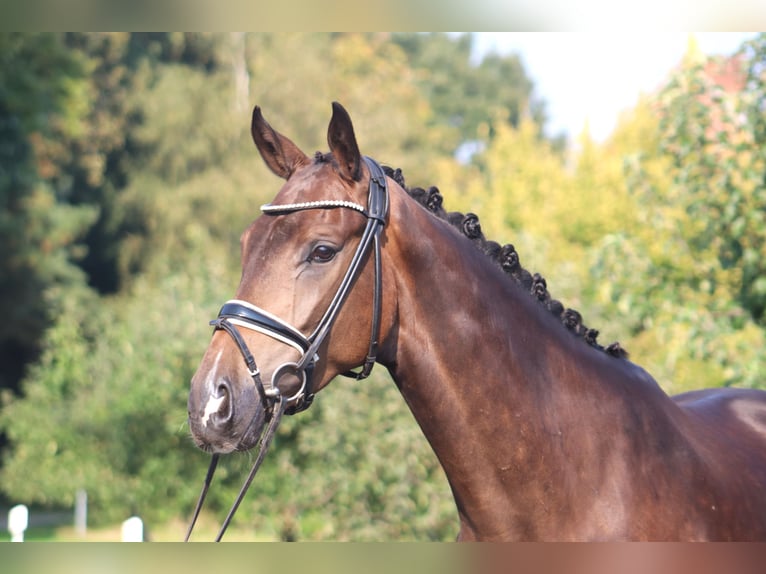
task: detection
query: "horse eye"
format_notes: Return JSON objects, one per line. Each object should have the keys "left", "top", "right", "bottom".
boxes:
{"left": 309, "top": 244, "right": 337, "bottom": 263}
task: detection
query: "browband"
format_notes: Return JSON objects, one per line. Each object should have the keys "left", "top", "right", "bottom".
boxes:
{"left": 261, "top": 199, "right": 367, "bottom": 215}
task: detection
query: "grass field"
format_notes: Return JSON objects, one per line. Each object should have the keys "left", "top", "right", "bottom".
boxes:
{"left": 0, "top": 514, "right": 276, "bottom": 542}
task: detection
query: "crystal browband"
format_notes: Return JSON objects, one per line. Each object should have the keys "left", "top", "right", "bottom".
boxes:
{"left": 261, "top": 200, "right": 367, "bottom": 215}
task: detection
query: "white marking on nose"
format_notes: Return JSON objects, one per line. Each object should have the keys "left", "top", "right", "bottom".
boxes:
{"left": 205, "top": 350, "right": 224, "bottom": 395}
{"left": 201, "top": 349, "right": 225, "bottom": 427}
{"left": 201, "top": 394, "right": 225, "bottom": 428}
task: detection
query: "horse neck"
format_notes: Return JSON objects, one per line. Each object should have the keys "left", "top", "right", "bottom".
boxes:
{"left": 378, "top": 185, "right": 673, "bottom": 539}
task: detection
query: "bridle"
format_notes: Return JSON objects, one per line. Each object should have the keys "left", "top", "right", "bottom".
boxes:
{"left": 213, "top": 156, "right": 388, "bottom": 415}
{"left": 185, "top": 156, "right": 389, "bottom": 541}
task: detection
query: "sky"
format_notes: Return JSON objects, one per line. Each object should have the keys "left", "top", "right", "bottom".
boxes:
{"left": 471, "top": 33, "right": 757, "bottom": 142}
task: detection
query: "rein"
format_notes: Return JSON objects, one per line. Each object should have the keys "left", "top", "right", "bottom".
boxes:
{"left": 185, "top": 157, "right": 389, "bottom": 541}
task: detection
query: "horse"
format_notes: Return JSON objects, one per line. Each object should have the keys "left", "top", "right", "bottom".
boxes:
{"left": 187, "top": 102, "right": 766, "bottom": 541}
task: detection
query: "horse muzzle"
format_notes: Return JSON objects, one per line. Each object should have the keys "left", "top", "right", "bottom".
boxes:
{"left": 188, "top": 374, "right": 266, "bottom": 453}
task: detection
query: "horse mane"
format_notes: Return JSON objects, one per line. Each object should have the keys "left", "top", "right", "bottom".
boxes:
{"left": 380, "top": 164, "right": 629, "bottom": 359}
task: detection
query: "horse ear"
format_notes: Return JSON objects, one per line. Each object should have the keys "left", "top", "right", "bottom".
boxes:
{"left": 251, "top": 106, "right": 309, "bottom": 179}
{"left": 327, "top": 102, "right": 362, "bottom": 182}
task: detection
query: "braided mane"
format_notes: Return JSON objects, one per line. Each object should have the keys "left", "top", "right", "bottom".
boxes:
{"left": 381, "top": 165, "right": 628, "bottom": 359}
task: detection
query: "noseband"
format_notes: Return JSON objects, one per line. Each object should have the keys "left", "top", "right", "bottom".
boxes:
{"left": 185, "top": 156, "right": 389, "bottom": 541}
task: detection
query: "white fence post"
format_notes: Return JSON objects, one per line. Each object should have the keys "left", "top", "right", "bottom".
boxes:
{"left": 8, "top": 504, "right": 29, "bottom": 542}
{"left": 121, "top": 516, "right": 143, "bottom": 542}
{"left": 74, "top": 489, "right": 87, "bottom": 536}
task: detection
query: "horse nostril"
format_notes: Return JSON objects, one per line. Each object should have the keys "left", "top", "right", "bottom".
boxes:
{"left": 204, "top": 380, "right": 233, "bottom": 428}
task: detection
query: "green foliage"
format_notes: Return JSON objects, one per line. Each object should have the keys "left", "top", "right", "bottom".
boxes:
{"left": 0, "top": 269, "right": 222, "bottom": 524}
{"left": 589, "top": 35, "right": 766, "bottom": 392}
{"left": 0, "top": 33, "right": 97, "bottom": 391}
{"left": 391, "top": 33, "right": 550, "bottom": 155}
{"left": 0, "top": 34, "right": 89, "bottom": 137}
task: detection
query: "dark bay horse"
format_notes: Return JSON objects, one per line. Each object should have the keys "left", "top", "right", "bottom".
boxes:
{"left": 187, "top": 102, "right": 766, "bottom": 541}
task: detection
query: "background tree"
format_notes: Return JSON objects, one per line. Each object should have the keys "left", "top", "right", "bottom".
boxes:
{"left": 0, "top": 33, "right": 96, "bottom": 394}
{"left": 391, "top": 33, "right": 555, "bottom": 157}
{"left": 589, "top": 35, "right": 766, "bottom": 392}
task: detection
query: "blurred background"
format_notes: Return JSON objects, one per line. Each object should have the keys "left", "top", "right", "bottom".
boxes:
{"left": 1, "top": 32, "right": 765, "bottom": 541}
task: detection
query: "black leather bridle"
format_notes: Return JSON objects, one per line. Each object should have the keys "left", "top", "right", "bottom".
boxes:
{"left": 185, "top": 156, "right": 389, "bottom": 541}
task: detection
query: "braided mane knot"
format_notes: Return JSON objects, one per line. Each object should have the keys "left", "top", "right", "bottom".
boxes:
{"left": 499, "top": 244, "right": 520, "bottom": 273}
{"left": 531, "top": 273, "right": 549, "bottom": 302}
{"left": 381, "top": 165, "right": 628, "bottom": 359}
{"left": 462, "top": 213, "right": 483, "bottom": 240}
{"left": 426, "top": 186, "right": 444, "bottom": 213}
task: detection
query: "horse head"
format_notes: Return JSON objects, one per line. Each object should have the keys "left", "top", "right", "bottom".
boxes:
{"left": 188, "top": 102, "right": 391, "bottom": 454}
